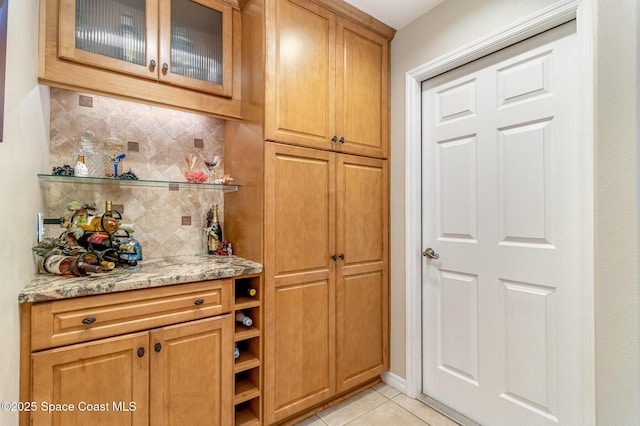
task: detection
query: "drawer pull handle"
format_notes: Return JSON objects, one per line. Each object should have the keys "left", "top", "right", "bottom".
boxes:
{"left": 137, "top": 347, "right": 145, "bottom": 358}
{"left": 82, "top": 316, "right": 96, "bottom": 325}
{"left": 194, "top": 298, "right": 205, "bottom": 306}
{"left": 154, "top": 343, "right": 162, "bottom": 353}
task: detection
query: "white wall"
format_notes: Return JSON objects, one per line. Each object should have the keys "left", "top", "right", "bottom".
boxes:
{"left": 390, "top": 0, "right": 640, "bottom": 424}
{"left": 0, "top": 0, "right": 49, "bottom": 424}
{"left": 593, "top": 1, "right": 639, "bottom": 423}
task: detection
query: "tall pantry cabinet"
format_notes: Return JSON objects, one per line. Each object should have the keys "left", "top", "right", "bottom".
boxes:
{"left": 224, "top": 0, "right": 394, "bottom": 423}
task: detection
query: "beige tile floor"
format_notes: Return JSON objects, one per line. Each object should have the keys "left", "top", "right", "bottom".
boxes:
{"left": 294, "top": 383, "right": 461, "bottom": 426}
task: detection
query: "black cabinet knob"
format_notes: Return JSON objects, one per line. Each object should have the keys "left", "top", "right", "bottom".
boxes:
{"left": 339, "top": 137, "right": 345, "bottom": 144}
{"left": 149, "top": 59, "right": 156, "bottom": 69}
{"left": 137, "top": 347, "right": 145, "bottom": 358}
{"left": 154, "top": 343, "right": 162, "bottom": 353}
{"left": 162, "top": 63, "right": 169, "bottom": 72}
{"left": 194, "top": 298, "right": 205, "bottom": 306}
{"left": 82, "top": 316, "right": 96, "bottom": 325}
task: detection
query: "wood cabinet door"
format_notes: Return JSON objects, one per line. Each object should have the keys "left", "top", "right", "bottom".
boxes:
{"left": 336, "top": 18, "right": 389, "bottom": 159}
{"left": 335, "top": 154, "right": 389, "bottom": 392}
{"left": 58, "top": 0, "right": 159, "bottom": 80}
{"left": 265, "top": 0, "right": 335, "bottom": 151}
{"left": 149, "top": 315, "right": 233, "bottom": 426}
{"left": 31, "top": 332, "right": 149, "bottom": 426}
{"left": 264, "top": 143, "right": 336, "bottom": 423}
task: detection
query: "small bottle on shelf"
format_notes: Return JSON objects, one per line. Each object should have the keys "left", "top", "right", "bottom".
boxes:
{"left": 236, "top": 311, "right": 253, "bottom": 327}
{"left": 74, "top": 155, "right": 89, "bottom": 177}
{"left": 234, "top": 344, "right": 240, "bottom": 359}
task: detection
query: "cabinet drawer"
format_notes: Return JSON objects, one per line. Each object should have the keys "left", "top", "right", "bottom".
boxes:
{"left": 31, "top": 280, "right": 232, "bottom": 351}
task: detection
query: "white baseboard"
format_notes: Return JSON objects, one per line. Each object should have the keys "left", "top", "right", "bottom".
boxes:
{"left": 381, "top": 371, "right": 407, "bottom": 394}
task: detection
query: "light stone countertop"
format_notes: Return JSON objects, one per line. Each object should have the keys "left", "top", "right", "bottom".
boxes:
{"left": 19, "top": 255, "right": 263, "bottom": 304}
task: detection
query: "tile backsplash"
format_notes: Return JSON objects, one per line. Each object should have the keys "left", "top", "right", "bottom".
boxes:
{"left": 45, "top": 88, "right": 226, "bottom": 259}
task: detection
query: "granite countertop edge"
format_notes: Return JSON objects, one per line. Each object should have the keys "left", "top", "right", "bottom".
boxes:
{"left": 19, "top": 255, "right": 263, "bottom": 304}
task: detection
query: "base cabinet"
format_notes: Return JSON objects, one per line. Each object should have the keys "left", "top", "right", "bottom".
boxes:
{"left": 22, "top": 279, "right": 236, "bottom": 426}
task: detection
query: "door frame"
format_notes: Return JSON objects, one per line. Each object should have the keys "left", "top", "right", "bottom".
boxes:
{"left": 403, "top": 0, "right": 595, "bottom": 423}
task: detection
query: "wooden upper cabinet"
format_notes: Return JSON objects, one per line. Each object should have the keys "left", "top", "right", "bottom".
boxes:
{"left": 265, "top": 0, "right": 390, "bottom": 158}
{"left": 265, "top": 0, "right": 335, "bottom": 151}
{"left": 336, "top": 19, "right": 389, "bottom": 159}
{"left": 58, "top": 0, "right": 233, "bottom": 97}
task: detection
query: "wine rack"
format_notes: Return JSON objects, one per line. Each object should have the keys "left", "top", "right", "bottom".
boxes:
{"left": 233, "top": 274, "right": 262, "bottom": 426}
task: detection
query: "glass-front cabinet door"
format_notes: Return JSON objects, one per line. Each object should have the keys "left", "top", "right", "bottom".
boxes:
{"left": 159, "top": 0, "right": 233, "bottom": 97}
{"left": 58, "top": 0, "right": 233, "bottom": 96}
{"left": 59, "top": 0, "right": 159, "bottom": 79}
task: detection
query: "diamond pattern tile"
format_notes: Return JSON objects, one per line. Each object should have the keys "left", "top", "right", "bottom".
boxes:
{"left": 45, "top": 88, "right": 226, "bottom": 259}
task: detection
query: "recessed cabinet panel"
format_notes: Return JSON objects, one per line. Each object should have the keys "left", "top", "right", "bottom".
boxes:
{"left": 336, "top": 19, "right": 388, "bottom": 158}
{"left": 150, "top": 316, "right": 233, "bottom": 426}
{"left": 337, "top": 271, "right": 385, "bottom": 390}
{"left": 31, "top": 332, "right": 150, "bottom": 426}
{"left": 267, "top": 144, "right": 335, "bottom": 277}
{"left": 339, "top": 158, "right": 385, "bottom": 264}
{"left": 265, "top": 0, "right": 335, "bottom": 150}
{"left": 271, "top": 280, "right": 335, "bottom": 421}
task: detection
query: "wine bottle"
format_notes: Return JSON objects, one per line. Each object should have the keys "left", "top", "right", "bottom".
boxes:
{"left": 237, "top": 283, "right": 257, "bottom": 298}
{"left": 76, "top": 215, "right": 135, "bottom": 233}
{"left": 234, "top": 344, "right": 240, "bottom": 359}
{"left": 41, "top": 255, "right": 103, "bottom": 276}
{"left": 206, "top": 204, "right": 223, "bottom": 254}
{"left": 79, "top": 232, "right": 135, "bottom": 252}
{"left": 235, "top": 312, "right": 252, "bottom": 327}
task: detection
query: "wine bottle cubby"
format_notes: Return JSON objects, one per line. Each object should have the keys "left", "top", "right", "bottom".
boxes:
{"left": 233, "top": 274, "right": 262, "bottom": 426}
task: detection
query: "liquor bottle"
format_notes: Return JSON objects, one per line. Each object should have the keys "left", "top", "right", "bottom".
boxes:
{"left": 206, "top": 204, "right": 223, "bottom": 254}
{"left": 40, "top": 255, "right": 102, "bottom": 276}
{"left": 74, "top": 154, "right": 88, "bottom": 177}
{"left": 235, "top": 312, "right": 253, "bottom": 327}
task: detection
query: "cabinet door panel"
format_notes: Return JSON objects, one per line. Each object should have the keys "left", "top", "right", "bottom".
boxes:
{"left": 336, "top": 18, "right": 389, "bottom": 159}
{"left": 31, "top": 332, "right": 149, "bottom": 426}
{"left": 265, "top": 143, "right": 335, "bottom": 277}
{"left": 59, "top": 0, "right": 159, "bottom": 80}
{"left": 149, "top": 315, "right": 233, "bottom": 426}
{"left": 336, "top": 155, "right": 389, "bottom": 391}
{"left": 264, "top": 143, "right": 336, "bottom": 423}
{"left": 268, "top": 279, "right": 335, "bottom": 423}
{"left": 265, "top": 0, "right": 335, "bottom": 150}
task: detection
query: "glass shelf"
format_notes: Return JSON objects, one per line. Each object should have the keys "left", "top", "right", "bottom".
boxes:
{"left": 37, "top": 174, "right": 239, "bottom": 192}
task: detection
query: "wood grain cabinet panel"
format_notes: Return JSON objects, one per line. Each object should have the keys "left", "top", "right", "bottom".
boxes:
{"left": 265, "top": 0, "right": 390, "bottom": 159}
{"left": 335, "top": 155, "right": 389, "bottom": 392}
{"left": 262, "top": 143, "right": 388, "bottom": 423}
{"left": 31, "top": 332, "right": 150, "bottom": 426}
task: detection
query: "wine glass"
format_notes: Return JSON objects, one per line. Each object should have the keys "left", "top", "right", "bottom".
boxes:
{"left": 200, "top": 154, "right": 220, "bottom": 183}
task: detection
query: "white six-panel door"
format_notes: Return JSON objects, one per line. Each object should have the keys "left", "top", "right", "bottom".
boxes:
{"left": 421, "top": 21, "right": 583, "bottom": 425}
